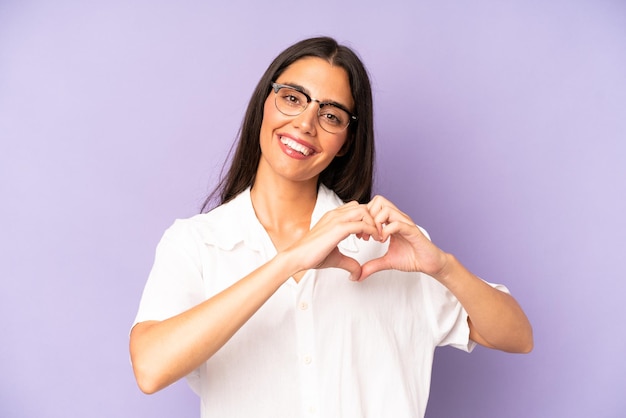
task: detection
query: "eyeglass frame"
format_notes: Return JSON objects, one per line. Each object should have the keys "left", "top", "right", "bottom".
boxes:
{"left": 270, "top": 82, "right": 358, "bottom": 133}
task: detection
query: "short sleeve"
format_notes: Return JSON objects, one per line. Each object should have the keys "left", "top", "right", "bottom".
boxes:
{"left": 424, "top": 274, "right": 510, "bottom": 353}
{"left": 132, "top": 220, "right": 206, "bottom": 326}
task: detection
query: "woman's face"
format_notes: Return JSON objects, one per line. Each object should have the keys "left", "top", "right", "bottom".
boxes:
{"left": 257, "top": 56, "right": 354, "bottom": 187}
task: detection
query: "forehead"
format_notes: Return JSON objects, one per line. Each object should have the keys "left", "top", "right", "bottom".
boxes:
{"left": 276, "top": 57, "right": 354, "bottom": 109}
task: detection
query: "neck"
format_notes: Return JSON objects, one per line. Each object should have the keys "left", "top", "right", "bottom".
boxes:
{"left": 253, "top": 153, "right": 322, "bottom": 231}
{"left": 250, "top": 157, "right": 321, "bottom": 232}
{"left": 250, "top": 179, "right": 318, "bottom": 232}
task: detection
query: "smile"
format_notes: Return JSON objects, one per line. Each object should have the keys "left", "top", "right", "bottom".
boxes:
{"left": 280, "top": 136, "right": 315, "bottom": 156}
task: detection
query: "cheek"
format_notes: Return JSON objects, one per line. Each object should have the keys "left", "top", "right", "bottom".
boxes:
{"left": 263, "top": 94, "right": 285, "bottom": 122}
{"left": 259, "top": 98, "right": 275, "bottom": 140}
{"left": 260, "top": 96, "right": 285, "bottom": 136}
{"left": 335, "top": 135, "right": 350, "bottom": 156}
{"left": 331, "top": 133, "right": 349, "bottom": 156}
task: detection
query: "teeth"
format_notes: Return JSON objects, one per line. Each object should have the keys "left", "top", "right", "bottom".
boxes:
{"left": 280, "top": 136, "right": 313, "bottom": 156}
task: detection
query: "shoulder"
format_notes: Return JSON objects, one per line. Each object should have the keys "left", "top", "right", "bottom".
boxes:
{"left": 162, "top": 190, "right": 253, "bottom": 251}
{"left": 315, "top": 184, "right": 346, "bottom": 212}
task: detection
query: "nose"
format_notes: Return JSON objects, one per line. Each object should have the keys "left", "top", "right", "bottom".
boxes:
{"left": 292, "top": 103, "right": 318, "bottom": 135}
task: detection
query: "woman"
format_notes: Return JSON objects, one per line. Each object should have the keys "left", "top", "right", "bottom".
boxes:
{"left": 130, "top": 37, "right": 533, "bottom": 418}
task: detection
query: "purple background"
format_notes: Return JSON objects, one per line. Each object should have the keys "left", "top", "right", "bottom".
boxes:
{"left": 1, "top": 1, "right": 625, "bottom": 417}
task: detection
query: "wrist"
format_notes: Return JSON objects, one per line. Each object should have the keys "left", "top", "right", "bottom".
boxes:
{"left": 271, "top": 250, "right": 302, "bottom": 282}
{"left": 430, "top": 252, "right": 459, "bottom": 285}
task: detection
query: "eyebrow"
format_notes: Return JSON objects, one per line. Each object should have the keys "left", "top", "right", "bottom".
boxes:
{"left": 280, "top": 82, "right": 353, "bottom": 114}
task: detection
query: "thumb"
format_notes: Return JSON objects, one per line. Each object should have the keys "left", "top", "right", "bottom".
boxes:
{"left": 358, "top": 256, "right": 391, "bottom": 282}
{"left": 318, "top": 247, "right": 362, "bottom": 281}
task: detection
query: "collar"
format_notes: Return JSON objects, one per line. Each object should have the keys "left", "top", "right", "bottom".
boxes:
{"left": 197, "top": 185, "right": 359, "bottom": 253}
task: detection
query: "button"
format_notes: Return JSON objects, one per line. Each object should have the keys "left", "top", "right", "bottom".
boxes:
{"left": 303, "top": 355, "right": 312, "bottom": 364}
{"left": 299, "top": 302, "right": 309, "bottom": 310}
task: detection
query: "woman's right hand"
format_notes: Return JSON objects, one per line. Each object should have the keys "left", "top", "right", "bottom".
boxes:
{"left": 131, "top": 202, "right": 381, "bottom": 394}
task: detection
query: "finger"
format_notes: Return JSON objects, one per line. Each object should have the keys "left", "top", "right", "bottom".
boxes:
{"left": 366, "top": 195, "right": 398, "bottom": 214}
{"left": 359, "top": 256, "right": 391, "bottom": 281}
{"left": 373, "top": 205, "right": 413, "bottom": 230}
{"left": 366, "top": 196, "right": 411, "bottom": 238}
{"left": 340, "top": 220, "right": 380, "bottom": 242}
{"left": 344, "top": 205, "right": 381, "bottom": 241}
{"left": 378, "top": 220, "right": 420, "bottom": 241}
{"left": 331, "top": 202, "right": 378, "bottom": 227}
{"left": 314, "top": 205, "right": 381, "bottom": 242}
{"left": 355, "top": 232, "right": 371, "bottom": 241}
{"left": 336, "top": 253, "right": 362, "bottom": 281}
{"left": 354, "top": 199, "right": 382, "bottom": 241}
{"left": 366, "top": 196, "right": 383, "bottom": 225}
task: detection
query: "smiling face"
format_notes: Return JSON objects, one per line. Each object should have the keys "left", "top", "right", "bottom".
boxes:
{"left": 256, "top": 57, "right": 354, "bottom": 189}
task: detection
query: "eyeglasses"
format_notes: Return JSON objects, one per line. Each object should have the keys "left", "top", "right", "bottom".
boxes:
{"left": 271, "top": 82, "right": 357, "bottom": 134}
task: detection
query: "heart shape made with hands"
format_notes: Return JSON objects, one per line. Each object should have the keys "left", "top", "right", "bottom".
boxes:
{"left": 316, "top": 198, "right": 447, "bottom": 282}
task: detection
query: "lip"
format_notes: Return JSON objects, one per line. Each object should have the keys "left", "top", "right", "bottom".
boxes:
{"left": 277, "top": 133, "right": 318, "bottom": 159}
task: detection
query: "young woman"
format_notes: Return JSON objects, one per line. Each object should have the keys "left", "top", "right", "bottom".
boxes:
{"left": 130, "top": 36, "right": 533, "bottom": 418}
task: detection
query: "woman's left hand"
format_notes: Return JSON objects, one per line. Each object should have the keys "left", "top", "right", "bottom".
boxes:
{"left": 358, "top": 195, "right": 450, "bottom": 281}
{"left": 357, "top": 196, "right": 534, "bottom": 353}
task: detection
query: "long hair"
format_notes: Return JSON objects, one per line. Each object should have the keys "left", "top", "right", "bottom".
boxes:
{"left": 201, "top": 36, "right": 375, "bottom": 212}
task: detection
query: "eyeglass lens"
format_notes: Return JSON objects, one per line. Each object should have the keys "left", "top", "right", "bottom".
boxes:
{"left": 274, "top": 86, "right": 350, "bottom": 133}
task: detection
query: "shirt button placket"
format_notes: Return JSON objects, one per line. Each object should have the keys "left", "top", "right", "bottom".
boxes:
{"left": 295, "top": 273, "right": 320, "bottom": 416}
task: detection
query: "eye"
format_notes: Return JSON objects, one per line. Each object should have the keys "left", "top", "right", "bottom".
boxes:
{"left": 279, "top": 88, "right": 305, "bottom": 108}
{"left": 319, "top": 106, "right": 346, "bottom": 126}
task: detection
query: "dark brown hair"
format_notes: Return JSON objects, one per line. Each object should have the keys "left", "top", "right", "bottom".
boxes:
{"left": 202, "top": 36, "right": 374, "bottom": 212}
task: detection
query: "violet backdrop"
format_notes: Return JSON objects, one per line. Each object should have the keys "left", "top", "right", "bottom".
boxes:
{"left": 1, "top": 0, "right": 625, "bottom": 417}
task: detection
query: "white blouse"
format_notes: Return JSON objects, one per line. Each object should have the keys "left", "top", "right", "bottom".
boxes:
{"left": 134, "top": 185, "right": 506, "bottom": 418}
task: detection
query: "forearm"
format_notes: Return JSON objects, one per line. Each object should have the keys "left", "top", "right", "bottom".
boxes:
{"left": 434, "top": 254, "right": 533, "bottom": 353}
{"left": 130, "top": 252, "right": 294, "bottom": 394}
